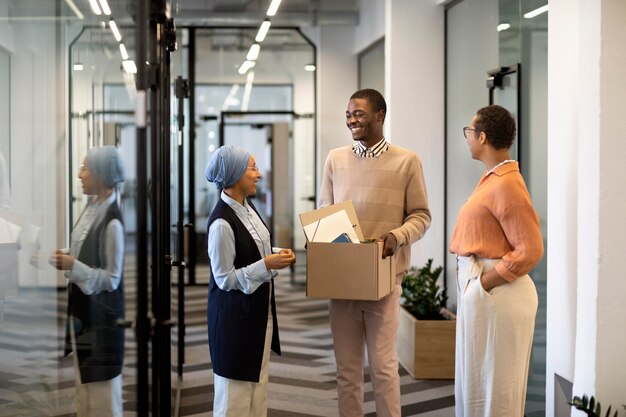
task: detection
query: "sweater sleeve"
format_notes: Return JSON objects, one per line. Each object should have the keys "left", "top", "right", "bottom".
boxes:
{"left": 492, "top": 178, "right": 544, "bottom": 281}
{"left": 390, "top": 156, "right": 431, "bottom": 247}
{"left": 318, "top": 152, "right": 334, "bottom": 208}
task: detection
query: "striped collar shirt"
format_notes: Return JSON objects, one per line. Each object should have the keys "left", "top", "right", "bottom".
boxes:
{"left": 352, "top": 137, "right": 389, "bottom": 158}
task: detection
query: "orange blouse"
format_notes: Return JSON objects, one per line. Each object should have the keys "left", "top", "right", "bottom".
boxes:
{"left": 449, "top": 162, "right": 543, "bottom": 282}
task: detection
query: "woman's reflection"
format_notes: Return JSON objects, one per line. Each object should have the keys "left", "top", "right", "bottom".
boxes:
{"left": 49, "top": 146, "right": 126, "bottom": 417}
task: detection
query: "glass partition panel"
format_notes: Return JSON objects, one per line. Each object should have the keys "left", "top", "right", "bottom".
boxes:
{"left": 446, "top": 0, "right": 548, "bottom": 414}
{"left": 445, "top": 0, "right": 498, "bottom": 311}
{"left": 193, "top": 28, "right": 315, "bottom": 283}
{"left": 0, "top": 1, "right": 137, "bottom": 415}
{"left": 0, "top": 47, "right": 9, "bottom": 203}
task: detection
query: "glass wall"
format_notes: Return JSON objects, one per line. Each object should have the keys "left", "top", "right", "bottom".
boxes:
{"left": 0, "top": 3, "right": 316, "bottom": 415}
{"left": 0, "top": 1, "right": 143, "bottom": 414}
{"left": 193, "top": 27, "right": 316, "bottom": 282}
{"left": 445, "top": 0, "right": 548, "bottom": 414}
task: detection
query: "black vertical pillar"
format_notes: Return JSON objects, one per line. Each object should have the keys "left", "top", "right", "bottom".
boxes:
{"left": 188, "top": 28, "right": 197, "bottom": 285}
{"left": 149, "top": 16, "right": 160, "bottom": 417}
{"left": 150, "top": 13, "right": 174, "bottom": 416}
{"left": 175, "top": 76, "right": 189, "bottom": 378}
{"left": 135, "top": 0, "right": 149, "bottom": 415}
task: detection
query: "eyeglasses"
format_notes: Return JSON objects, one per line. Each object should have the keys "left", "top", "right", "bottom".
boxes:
{"left": 463, "top": 127, "right": 481, "bottom": 139}
{"left": 247, "top": 165, "right": 260, "bottom": 172}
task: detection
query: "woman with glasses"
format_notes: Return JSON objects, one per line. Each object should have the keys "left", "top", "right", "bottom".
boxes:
{"left": 204, "top": 145, "right": 295, "bottom": 417}
{"left": 450, "top": 105, "right": 543, "bottom": 417}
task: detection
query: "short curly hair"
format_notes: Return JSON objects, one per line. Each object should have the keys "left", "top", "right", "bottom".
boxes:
{"left": 474, "top": 105, "right": 516, "bottom": 150}
{"left": 350, "top": 89, "right": 387, "bottom": 122}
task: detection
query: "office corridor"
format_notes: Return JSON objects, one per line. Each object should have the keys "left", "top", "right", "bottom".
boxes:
{"left": 0, "top": 260, "right": 456, "bottom": 417}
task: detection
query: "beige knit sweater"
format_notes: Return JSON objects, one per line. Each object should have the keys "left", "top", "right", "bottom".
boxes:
{"left": 319, "top": 144, "right": 431, "bottom": 282}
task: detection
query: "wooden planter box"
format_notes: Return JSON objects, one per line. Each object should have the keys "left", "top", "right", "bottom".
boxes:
{"left": 397, "top": 306, "right": 456, "bottom": 379}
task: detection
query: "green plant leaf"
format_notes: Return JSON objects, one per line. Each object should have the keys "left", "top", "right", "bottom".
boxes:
{"left": 401, "top": 259, "right": 447, "bottom": 320}
{"left": 590, "top": 396, "right": 596, "bottom": 412}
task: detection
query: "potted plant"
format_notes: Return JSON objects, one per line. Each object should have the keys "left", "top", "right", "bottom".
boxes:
{"left": 569, "top": 394, "right": 625, "bottom": 417}
{"left": 397, "top": 259, "right": 456, "bottom": 379}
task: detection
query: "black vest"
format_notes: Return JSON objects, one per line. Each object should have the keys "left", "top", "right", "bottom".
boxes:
{"left": 207, "top": 198, "right": 281, "bottom": 382}
{"left": 65, "top": 202, "right": 125, "bottom": 384}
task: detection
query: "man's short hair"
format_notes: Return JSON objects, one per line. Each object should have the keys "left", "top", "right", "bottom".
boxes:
{"left": 350, "top": 89, "right": 387, "bottom": 121}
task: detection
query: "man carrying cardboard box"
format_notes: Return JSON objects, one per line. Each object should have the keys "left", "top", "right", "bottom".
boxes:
{"left": 319, "top": 88, "right": 431, "bottom": 417}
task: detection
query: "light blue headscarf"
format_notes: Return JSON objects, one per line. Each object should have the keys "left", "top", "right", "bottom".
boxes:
{"left": 86, "top": 146, "right": 125, "bottom": 188}
{"left": 205, "top": 145, "right": 250, "bottom": 190}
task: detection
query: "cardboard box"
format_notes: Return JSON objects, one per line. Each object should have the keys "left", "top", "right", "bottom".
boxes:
{"left": 299, "top": 201, "right": 396, "bottom": 301}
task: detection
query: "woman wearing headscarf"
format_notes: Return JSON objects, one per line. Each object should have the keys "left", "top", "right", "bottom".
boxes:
{"left": 50, "top": 146, "right": 126, "bottom": 417}
{"left": 450, "top": 105, "right": 543, "bottom": 417}
{"left": 205, "top": 145, "right": 295, "bottom": 417}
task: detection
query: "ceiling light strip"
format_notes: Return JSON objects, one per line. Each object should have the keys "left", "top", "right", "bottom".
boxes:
{"left": 238, "top": 60, "right": 256, "bottom": 75}
{"left": 109, "top": 20, "right": 122, "bottom": 42}
{"left": 88, "top": 0, "right": 102, "bottom": 15}
{"left": 255, "top": 20, "right": 271, "bottom": 43}
{"left": 64, "top": 0, "right": 84, "bottom": 19}
{"left": 266, "top": 0, "right": 282, "bottom": 17}
{"left": 98, "top": 0, "right": 112, "bottom": 16}
{"left": 122, "top": 60, "right": 137, "bottom": 74}
{"left": 119, "top": 43, "right": 129, "bottom": 60}
{"left": 246, "top": 44, "right": 260, "bottom": 61}
{"left": 523, "top": 5, "right": 548, "bottom": 18}
{"left": 497, "top": 23, "right": 511, "bottom": 32}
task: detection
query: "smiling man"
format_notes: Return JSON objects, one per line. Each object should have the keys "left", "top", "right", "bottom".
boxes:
{"left": 318, "top": 88, "right": 431, "bottom": 417}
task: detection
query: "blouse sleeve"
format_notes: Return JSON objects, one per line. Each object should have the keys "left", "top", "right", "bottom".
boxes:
{"left": 492, "top": 176, "right": 544, "bottom": 281}
{"left": 68, "top": 219, "right": 124, "bottom": 294}
{"left": 207, "top": 218, "right": 271, "bottom": 294}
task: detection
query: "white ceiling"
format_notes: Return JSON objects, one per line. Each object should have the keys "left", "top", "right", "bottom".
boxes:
{"left": 0, "top": 0, "right": 359, "bottom": 26}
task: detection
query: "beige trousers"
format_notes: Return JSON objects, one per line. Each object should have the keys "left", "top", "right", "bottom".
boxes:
{"left": 212, "top": 304, "right": 273, "bottom": 417}
{"left": 455, "top": 256, "right": 537, "bottom": 417}
{"left": 329, "top": 284, "right": 402, "bottom": 417}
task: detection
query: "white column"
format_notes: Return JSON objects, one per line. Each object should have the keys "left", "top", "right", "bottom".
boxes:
{"left": 547, "top": 0, "right": 626, "bottom": 414}
{"left": 385, "top": 0, "right": 445, "bottom": 268}
{"left": 592, "top": 0, "right": 626, "bottom": 407}
{"left": 546, "top": 0, "right": 580, "bottom": 412}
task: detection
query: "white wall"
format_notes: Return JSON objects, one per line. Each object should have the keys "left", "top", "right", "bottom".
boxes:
{"left": 546, "top": 0, "right": 579, "bottom": 411}
{"left": 315, "top": 25, "right": 358, "bottom": 183}
{"left": 573, "top": 0, "right": 601, "bottom": 402}
{"left": 591, "top": 0, "right": 626, "bottom": 408}
{"left": 547, "top": 0, "right": 626, "bottom": 414}
{"left": 354, "top": 0, "right": 385, "bottom": 54}
{"left": 311, "top": 0, "right": 444, "bottom": 272}
{"left": 2, "top": 22, "right": 68, "bottom": 287}
{"left": 385, "top": 0, "right": 444, "bottom": 270}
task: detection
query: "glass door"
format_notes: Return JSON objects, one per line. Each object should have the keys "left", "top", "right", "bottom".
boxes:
{"left": 445, "top": 0, "right": 548, "bottom": 415}
{"left": 487, "top": 64, "right": 521, "bottom": 163}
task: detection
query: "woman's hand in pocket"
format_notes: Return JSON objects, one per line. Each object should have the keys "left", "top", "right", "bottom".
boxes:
{"left": 479, "top": 268, "right": 507, "bottom": 293}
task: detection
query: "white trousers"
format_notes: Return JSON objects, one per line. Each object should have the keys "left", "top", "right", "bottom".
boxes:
{"left": 213, "top": 306, "right": 273, "bottom": 417}
{"left": 70, "top": 318, "right": 123, "bottom": 417}
{"left": 455, "top": 256, "right": 537, "bottom": 417}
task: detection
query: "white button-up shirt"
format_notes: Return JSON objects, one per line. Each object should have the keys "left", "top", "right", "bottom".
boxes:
{"left": 67, "top": 193, "right": 124, "bottom": 295}
{"left": 208, "top": 191, "right": 276, "bottom": 294}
